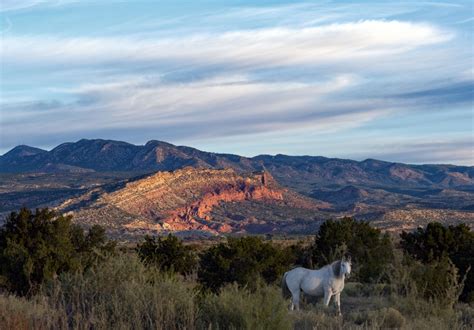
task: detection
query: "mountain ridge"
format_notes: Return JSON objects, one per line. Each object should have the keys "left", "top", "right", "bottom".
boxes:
{"left": 2, "top": 138, "right": 472, "bottom": 168}
{"left": 1, "top": 139, "right": 473, "bottom": 236}
{"left": 1, "top": 139, "right": 472, "bottom": 187}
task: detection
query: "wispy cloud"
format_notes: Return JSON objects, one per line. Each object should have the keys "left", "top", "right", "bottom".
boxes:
{"left": 2, "top": 20, "right": 452, "bottom": 68}
{"left": 0, "top": 74, "right": 369, "bottom": 136}
{"left": 352, "top": 139, "right": 474, "bottom": 165}
{"left": 0, "top": 0, "right": 75, "bottom": 12}
{"left": 0, "top": 0, "right": 41, "bottom": 12}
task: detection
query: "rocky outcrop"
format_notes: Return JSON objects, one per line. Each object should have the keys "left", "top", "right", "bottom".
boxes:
{"left": 61, "top": 167, "right": 324, "bottom": 235}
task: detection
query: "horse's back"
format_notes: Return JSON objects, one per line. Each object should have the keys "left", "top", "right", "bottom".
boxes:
{"left": 287, "top": 267, "right": 311, "bottom": 277}
{"left": 285, "top": 267, "right": 311, "bottom": 290}
{"left": 289, "top": 267, "right": 326, "bottom": 296}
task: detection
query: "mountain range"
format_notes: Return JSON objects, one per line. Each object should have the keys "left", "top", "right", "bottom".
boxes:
{"left": 1, "top": 139, "right": 473, "bottom": 238}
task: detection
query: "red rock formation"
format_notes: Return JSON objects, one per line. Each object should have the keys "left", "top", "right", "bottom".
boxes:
{"left": 165, "top": 182, "right": 284, "bottom": 228}
{"left": 96, "top": 167, "right": 293, "bottom": 233}
{"left": 61, "top": 167, "right": 328, "bottom": 235}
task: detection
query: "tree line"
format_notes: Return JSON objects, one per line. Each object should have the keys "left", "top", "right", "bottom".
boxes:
{"left": 1, "top": 208, "right": 472, "bottom": 304}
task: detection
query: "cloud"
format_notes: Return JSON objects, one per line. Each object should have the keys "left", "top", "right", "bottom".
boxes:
{"left": 1, "top": 20, "right": 452, "bottom": 69}
{"left": 0, "top": 1, "right": 471, "bottom": 166}
{"left": 0, "top": 0, "right": 83, "bottom": 12}
{"left": 0, "top": 74, "right": 375, "bottom": 139}
{"left": 356, "top": 139, "right": 474, "bottom": 165}
{"left": 396, "top": 80, "right": 474, "bottom": 105}
{"left": 0, "top": 0, "right": 41, "bottom": 12}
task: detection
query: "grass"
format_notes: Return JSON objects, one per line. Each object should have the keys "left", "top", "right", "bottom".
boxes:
{"left": 44, "top": 255, "right": 197, "bottom": 330}
{"left": 198, "top": 283, "right": 291, "bottom": 329}
{"left": 0, "top": 294, "right": 63, "bottom": 329}
{"left": 1, "top": 254, "right": 473, "bottom": 330}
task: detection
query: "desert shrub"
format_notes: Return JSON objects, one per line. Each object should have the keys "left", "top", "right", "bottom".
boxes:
{"left": 342, "top": 282, "right": 388, "bottom": 298}
{"left": 349, "top": 307, "right": 405, "bottom": 328}
{"left": 311, "top": 217, "right": 394, "bottom": 282}
{"left": 456, "top": 302, "right": 474, "bottom": 327}
{"left": 380, "top": 307, "right": 406, "bottom": 328}
{"left": 340, "top": 282, "right": 365, "bottom": 297}
{"left": 198, "top": 236, "right": 293, "bottom": 292}
{"left": 387, "top": 249, "right": 464, "bottom": 310}
{"left": 291, "top": 310, "right": 342, "bottom": 330}
{"left": 388, "top": 294, "right": 468, "bottom": 329}
{"left": 0, "top": 293, "right": 65, "bottom": 329}
{"left": 44, "top": 254, "right": 197, "bottom": 329}
{"left": 137, "top": 234, "right": 197, "bottom": 275}
{"left": 0, "top": 208, "right": 115, "bottom": 296}
{"left": 400, "top": 222, "right": 474, "bottom": 302}
{"left": 412, "top": 256, "right": 463, "bottom": 306}
{"left": 198, "top": 282, "right": 291, "bottom": 330}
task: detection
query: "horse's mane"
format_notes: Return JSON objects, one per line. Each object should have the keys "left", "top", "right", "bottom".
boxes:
{"left": 331, "top": 260, "right": 342, "bottom": 277}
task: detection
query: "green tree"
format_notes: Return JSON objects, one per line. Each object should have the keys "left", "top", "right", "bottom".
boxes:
{"left": 311, "top": 217, "right": 394, "bottom": 282}
{"left": 0, "top": 208, "right": 114, "bottom": 296}
{"left": 388, "top": 250, "right": 464, "bottom": 308}
{"left": 198, "top": 236, "right": 293, "bottom": 292}
{"left": 400, "top": 222, "right": 474, "bottom": 302}
{"left": 136, "top": 234, "right": 197, "bottom": 275}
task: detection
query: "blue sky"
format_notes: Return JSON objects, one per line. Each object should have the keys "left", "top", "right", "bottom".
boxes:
{"left": 0, "top": 1, "right": 472, "bottom": 165}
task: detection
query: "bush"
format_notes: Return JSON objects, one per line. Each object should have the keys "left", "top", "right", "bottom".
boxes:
{"left": 44, "top": 254, "right": 197, "bottom": 329}
{"left": 0, "top": 208, "right": 115, "bottom": 296}
{"left": 400, "top": 222, "right": 474, "bottom": 302}
{"left": 379, "top": 307, "right": 406, "bottom": 328}
{"left": 311, "top": 217, "right": 394, "bottom": 282}
{"left": 137, "top": 234, "right": 197, "bottom": 275}
{"left": 412, "top": 256, "right": 463, "bottom": 306}
{"left": 0, "top": 293, "right": 64, "bottom": 329}
{"left": 349, "top": 307, "right": 405, "bottom": 328}
{"left": 198, "top": 236, "right": 293, "bottom": 292}
{"left": 198, "top": 283, "right": 291, "bottom": 329}
{"left": 291, "top": 310, "right": 342, "bottom": 330}
{"left": 1, "top": 251, "right": 473, "bottom": 329}
{"left": 286, "top": 240, "right": 314, "bottom": 269}
{"left": 457, "top": 302, "right": 474, "bottom": 327}
{"left": 387, "top": 250, "right": 464, "bottom": 309}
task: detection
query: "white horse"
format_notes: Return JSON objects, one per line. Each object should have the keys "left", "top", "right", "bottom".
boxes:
{"left": 281, "top": 257, "right": 352, "bottom": 315}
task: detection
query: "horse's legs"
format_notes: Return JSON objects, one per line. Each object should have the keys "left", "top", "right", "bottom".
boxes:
{"left": 286, "top": 275, "right": 301, "bottom": 311}
{"left": 288, "top": 293, "right": 295, "bottom": 311}
{"left": 334, "top": 293, "right": 341, "bottom": 316}
{"left": 323, "top": 289, "right": 332, "bottom": 307}
{"left": 290, "top": 290, "right": 300, "bottom": 311}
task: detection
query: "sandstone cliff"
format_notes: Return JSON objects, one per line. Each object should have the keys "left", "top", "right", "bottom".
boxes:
{"left": 59, "top": 167, "right": 329, "bottom": 236}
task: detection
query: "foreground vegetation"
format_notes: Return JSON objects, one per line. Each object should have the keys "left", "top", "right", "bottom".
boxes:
{"left": 1, "top": 209, "right": 473, "bottom": 329}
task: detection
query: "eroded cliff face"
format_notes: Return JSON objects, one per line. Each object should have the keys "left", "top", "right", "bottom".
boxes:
{"left": 117, "top": 168, "right": 286, "bottom": 232}
{"left": 166, "top": 183, "right": 284, "bottom": 228}
{"left": 61, "top": 167, "right": 325, "bottom": 235}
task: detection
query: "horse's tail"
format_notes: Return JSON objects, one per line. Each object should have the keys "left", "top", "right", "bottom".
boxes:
{"left": 281, "top": 271, "right": 291, "bottom": 298}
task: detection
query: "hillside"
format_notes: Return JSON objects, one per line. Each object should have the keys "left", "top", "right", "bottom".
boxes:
{"left": 58, "top": 168, "right": 330, "bottom": 237}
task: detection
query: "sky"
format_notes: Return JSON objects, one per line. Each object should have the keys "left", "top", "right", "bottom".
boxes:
{"left": 0, "top": 0, "right": 473, "bottom": 165}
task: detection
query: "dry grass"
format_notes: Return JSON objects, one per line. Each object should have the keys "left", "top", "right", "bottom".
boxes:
{"left": 0, "top": 294, "right": 64, "bottom": 330}
{"left": 198, "top": 283, "right": 291, "bottom": 329}
{"left": 1, "top": 254, "right": 473, "bottom": 330}
{"left": 45, "top": 254, "right": 197, "bottom": 330}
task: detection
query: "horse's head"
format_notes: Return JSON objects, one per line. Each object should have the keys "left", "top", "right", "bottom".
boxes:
{"left": 332, "top": 256, "right": 352, "bottom": 278}
{"left": 341, "top": 256, "right": 352, "bottom": 277}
